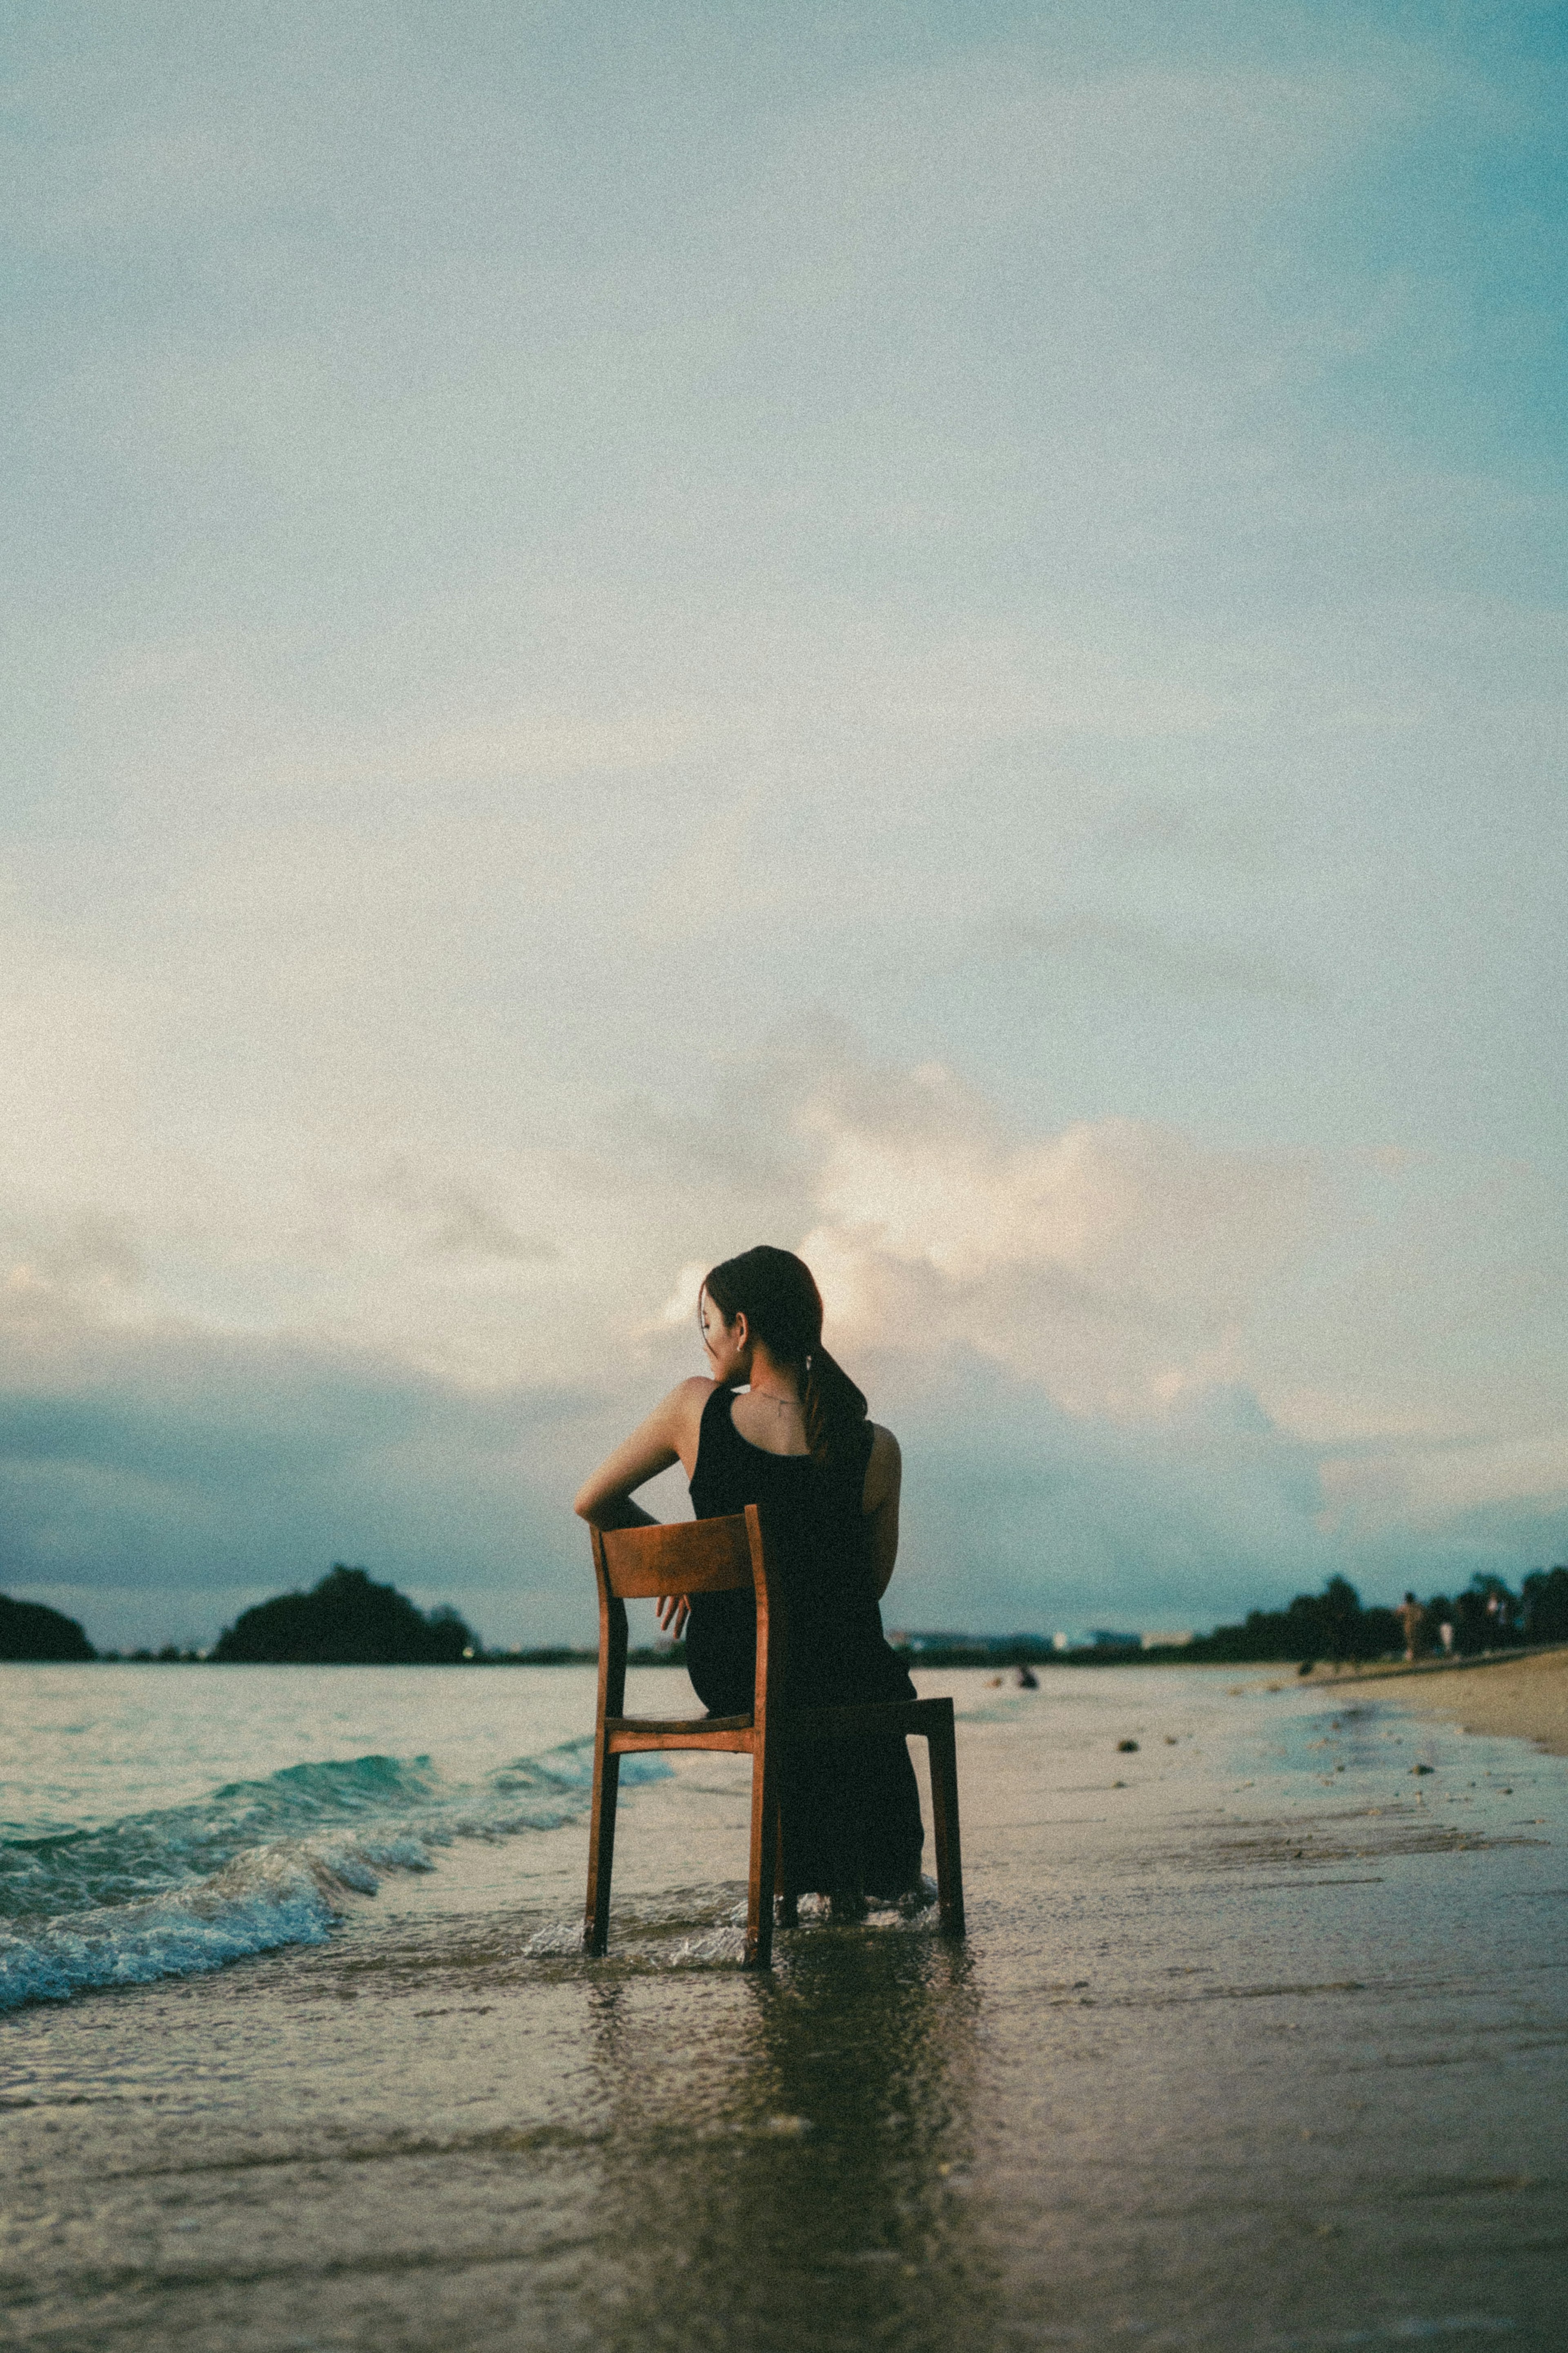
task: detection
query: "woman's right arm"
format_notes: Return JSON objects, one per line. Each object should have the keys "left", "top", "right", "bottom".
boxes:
{"left": 572, "top": 1378, "right": 711, "bottom": 1528}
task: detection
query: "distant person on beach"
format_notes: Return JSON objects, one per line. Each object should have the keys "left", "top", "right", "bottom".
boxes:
{"left": 574, "top": 1245, "right": 924, "bottom": 1908}
{"left": 1397, "top": 1593, "right": 1426, "bottom": 1662}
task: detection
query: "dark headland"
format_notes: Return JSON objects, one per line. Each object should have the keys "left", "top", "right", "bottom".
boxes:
{"left": 0, "top": 1594, "right": 96, "bottom": 1661}
{"left": 208, "top": 1564, "right": 479, "bottom": 1666}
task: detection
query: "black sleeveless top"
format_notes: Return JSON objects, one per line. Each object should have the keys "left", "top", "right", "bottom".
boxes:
{"left": 684, "top": 1386, "right": 915, "bottom": 1718}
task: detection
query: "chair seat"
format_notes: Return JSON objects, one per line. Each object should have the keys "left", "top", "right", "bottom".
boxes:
{"left": 606, "top": 1711, "right": 753, "bottom": 1735}
{"left": 605, "top": 1698, "right": 953, "bottom": 1742}
{"left": 605, "top": 1710, "right": 758, "bottom": 1755}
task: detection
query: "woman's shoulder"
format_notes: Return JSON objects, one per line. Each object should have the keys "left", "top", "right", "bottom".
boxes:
{"left": 675, "top": 1376, "right": 729, "bottom": 1415}
{"left": 652, "top": 1375, "right": 724, "bottom": 1445}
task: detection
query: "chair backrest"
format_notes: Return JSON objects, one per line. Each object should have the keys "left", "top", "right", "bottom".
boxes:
{"left": 589, "top": 1508, "right": 779, "bottom": 1726}
{"left": 593, "top": 1510, "right": 766, "bottom": 1601}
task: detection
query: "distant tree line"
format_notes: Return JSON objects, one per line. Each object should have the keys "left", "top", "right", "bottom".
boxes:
{"left": 0, "top": 1567, "right": 480, "bottom": 1665}
{"left": 1178, "top": 1567, "right": 1568, "bottom": 1666}
{"left": 7, "top": 1562, "right": 1568, "bottom": 1668}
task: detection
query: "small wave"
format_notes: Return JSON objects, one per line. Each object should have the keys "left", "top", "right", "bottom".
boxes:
{"left": 0, "top": 1751, "right": 456, "bottom": 1923}
{"left": 1, "top": 1840, "right": 361, "bottom": 2008}
{"left": 0, "top": 1741, "right": 667, "bottom": 2012}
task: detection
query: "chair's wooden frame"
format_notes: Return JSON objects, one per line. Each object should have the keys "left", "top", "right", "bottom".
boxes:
{"left": 585, "top": 1507, "right": 965, "bottom": 1967}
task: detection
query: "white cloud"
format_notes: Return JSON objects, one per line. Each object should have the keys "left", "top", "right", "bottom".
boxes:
{"left": 1320, "top": 1432, "right": 1568, "bottom": 1535}
{"left": 777, "top": 1050, "right": 1324, "bottom": 1417}
{"left": 653, "top": 1260, "right": 711, "bottom": 1330}
{"left": 3, "top": 1024, "right": 1564, "bottom": 1642}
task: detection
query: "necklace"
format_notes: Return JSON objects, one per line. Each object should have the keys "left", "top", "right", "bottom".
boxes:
{"left": 751, "top": 1389, "right": 800, "bottom": 1412}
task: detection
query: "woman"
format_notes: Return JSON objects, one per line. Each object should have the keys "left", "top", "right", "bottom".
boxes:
{"left": 573, "top": 1245, "right": 924, "bottom": 1905}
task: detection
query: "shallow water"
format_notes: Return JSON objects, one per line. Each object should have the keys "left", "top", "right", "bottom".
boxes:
{"left": 2, "top": 1664, "right": 1566, "bottom": 2350}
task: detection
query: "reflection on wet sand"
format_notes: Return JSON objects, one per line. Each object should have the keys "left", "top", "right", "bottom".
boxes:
{"left": 572, "top": 1933, "right": 990, "bottom": 2353}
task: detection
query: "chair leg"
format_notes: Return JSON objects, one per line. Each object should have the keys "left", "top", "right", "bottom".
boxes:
{"left": 744, "top": 1740, "right": 779, "bottom": 1968}
{"left": 584, "top": 1747, "right": 621, "bottom": 1956}
{"left": 926, "top": 1717, "right": 966, "bottom": 1937}
{"left": 775, "top": 1802, "right": 798, "bottom": 1928}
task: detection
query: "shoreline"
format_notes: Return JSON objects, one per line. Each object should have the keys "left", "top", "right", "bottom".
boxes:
{"left": 1298, "top": 1643, "right": 1568, "bottom": 1756}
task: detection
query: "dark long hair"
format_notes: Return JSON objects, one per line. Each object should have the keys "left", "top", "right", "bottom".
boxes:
{"left": 702, "top": 1245, "right": 869, "bottom": 1467}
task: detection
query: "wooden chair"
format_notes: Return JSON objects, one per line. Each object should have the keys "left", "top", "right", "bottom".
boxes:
{"left": 585, "top": 1506, "right": 965, "bottom": 1968}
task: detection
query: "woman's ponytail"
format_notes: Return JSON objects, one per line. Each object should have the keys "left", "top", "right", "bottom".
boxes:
{"left": 702, "top": 1245, "right": 869, "bottom": 1467}
{"left": 802, "top": 1343, "right": 869, "bottom": 1468}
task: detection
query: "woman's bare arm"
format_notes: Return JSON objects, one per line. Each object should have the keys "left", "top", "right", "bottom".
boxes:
{"left": 574, "top": 1380, "right": 713, "bottom": 1632}
{"left": 572, "top": 1378, "right": 711, "bottom": 1526}
{"left": 862, "top": 1424, "right": 902, "bottom": 1600}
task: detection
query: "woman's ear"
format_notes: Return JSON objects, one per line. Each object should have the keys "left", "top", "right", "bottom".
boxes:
{"left": 730, "top": 1310, "right": 750, "bottom": 1354}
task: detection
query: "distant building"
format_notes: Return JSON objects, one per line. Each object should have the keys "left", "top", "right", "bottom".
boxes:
{"left": 895, "top": 1624, "right": 1194, "bottom": 1659}
{"left": 890, "top": 1630, "right": 1054, "bottom": 1659}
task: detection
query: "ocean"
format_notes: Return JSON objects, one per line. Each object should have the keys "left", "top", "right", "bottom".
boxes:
{"left": 3, "top": 1661, "right": 1567, "bottom": 2351}
{"left": 0, "top": 1664, "right": 668, "bottom": 2011}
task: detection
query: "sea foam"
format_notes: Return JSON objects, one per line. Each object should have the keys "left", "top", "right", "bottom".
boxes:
{"left": 0, "top": 1739, "right": 666, "bottom": 2011}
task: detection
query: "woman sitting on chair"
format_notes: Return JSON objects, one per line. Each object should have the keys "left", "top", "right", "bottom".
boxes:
{"left": 573, "top": 1244, "right": 924, "bottom": 1907}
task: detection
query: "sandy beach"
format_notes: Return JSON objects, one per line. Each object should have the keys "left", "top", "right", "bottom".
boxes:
{"left": 4, "top": 1662, "right": 1566, "bottom": 2352}
{"left": 1383, "top": 1652, "right": 1568, "bottom": 1753}
{"left": 1304, "top": 1646, "right": 1568, "bottom": 1756}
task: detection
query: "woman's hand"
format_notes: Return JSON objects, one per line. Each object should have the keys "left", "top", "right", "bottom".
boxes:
{"left": 656, "top": 1592, "right": 690, "bottom": 1638}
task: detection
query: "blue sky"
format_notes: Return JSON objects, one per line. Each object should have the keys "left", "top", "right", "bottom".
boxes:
{"left": 3, "top": 0, "right": 1566, "bottom": 1648}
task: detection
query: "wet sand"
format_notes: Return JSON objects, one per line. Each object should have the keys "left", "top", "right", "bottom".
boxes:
{"left": 4, "top": 1665, "right": 1566, "bottom": 2352}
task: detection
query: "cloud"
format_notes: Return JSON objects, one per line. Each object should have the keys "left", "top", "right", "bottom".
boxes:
{"left": 370, "top": 1159, "right": 558, "bottom": 1266}
{"left": 0, "top": 1320, "right": 606, "bottom": 1650}
{"left": 996, "top": 912, "right": 1314, "bottom": 1001}
{"left": 2, "top": 1211, "right": 144, "bottom": 1318}
{"left": 1099, "top": 789, "right": 1299, "bottom": 873}
{"left": 636, "top": 1039, "right": 1568, "bottom": 1613}
{"left": 2, "top": 1026, "right": 1564, "bottom": 1646}
{"left": 759, "top": 1043, "right": 1327, "bottom": 1413}
{"left": 1318, "top": 1430, "right": 1568, "bottom": 1537}
{"left": 237, "top": 709, "right": 706, "bottom": 806}
{"left": 864, "top": 1352, "right": 1549, "bottom": 1638}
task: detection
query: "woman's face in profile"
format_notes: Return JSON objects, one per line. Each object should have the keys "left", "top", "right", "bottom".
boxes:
{"left": 699, "top": 1288, "right": 748, "bottom": 1382}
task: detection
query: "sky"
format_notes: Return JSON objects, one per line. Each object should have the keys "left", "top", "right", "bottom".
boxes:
{"left": 4, "top": 0, "right": 1567, "bottom": 1651}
